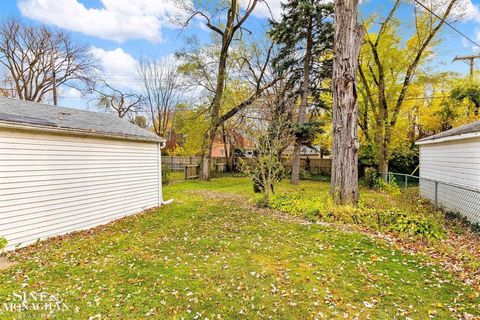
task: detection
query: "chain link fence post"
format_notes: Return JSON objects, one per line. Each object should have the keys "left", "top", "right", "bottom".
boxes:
{"left": 434, "top": 181, "right": 438, "bottom": 212}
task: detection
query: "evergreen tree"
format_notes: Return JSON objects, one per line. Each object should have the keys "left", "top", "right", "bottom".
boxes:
{"left": 269, "top": 0, "right": 334, "bottom": 184}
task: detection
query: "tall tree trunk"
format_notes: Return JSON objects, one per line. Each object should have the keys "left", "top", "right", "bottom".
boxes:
{"left": 291, "top": 16, "right": 313, "bottom": 185}
{"left": 201, "top": 128, "right": 217, "bottom": 180}
{"left": 222, "top": 124, "right": 231, "bottom": 171}
{"left": 199, "top": 4, "right": 236, "bottom": 180}
{"left": 330, "top": 0, "right": 364, "bottom": 205}
{"left": 375, "top": 106, "right": 387, "bottom": 175}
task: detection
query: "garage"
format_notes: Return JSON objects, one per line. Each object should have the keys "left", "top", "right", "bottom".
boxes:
{"left": 417, "top": 120, "right": 480, "bottom": 224}
{"left": 0, "top": 97, "right": 165, "bottom": 250}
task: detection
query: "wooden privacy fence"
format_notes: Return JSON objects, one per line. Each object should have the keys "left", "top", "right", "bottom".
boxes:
{"left": 285, "top": 158, "right": 332, "bottom": 175}
{"left": 162, "top": 156, "right": 202, "bottom": 171}
{"left": 236, "top": 157, "right": 332, "bottom": 175}
{"left": 163, "top": 156, "right": 332, "bottom": 179}
{"left": 162, "top": 156, "right": 227, "bottom": 171}
{"left": 184, "top": 165, "right": 199, "bottom": 180}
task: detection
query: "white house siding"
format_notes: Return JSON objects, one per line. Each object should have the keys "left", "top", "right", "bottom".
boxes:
{"left": 0, "top": 128, "right": 161, "bottom": 250}
{"left": 419, "top": 137, "right": 480, "bottom": 224}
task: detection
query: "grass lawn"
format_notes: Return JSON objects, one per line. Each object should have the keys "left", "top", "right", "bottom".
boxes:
{"left": 0, "top": 177, "right": 479, "bottom": 319}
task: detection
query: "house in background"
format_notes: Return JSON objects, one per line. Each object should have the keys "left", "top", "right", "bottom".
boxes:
{"left": 416, "top": 120, "right": 480, "bottom": 224}
{"left": 211, "top": 135, "right": 231, "bottom": 158}
{"left": 283, "top": 145, "right": 327, "bottom": 159}
{"left": 211, "top": 132, "right": 255, "bottom": 158}
{"left": 0, "top": 97, "right": 166, "bottom": 250}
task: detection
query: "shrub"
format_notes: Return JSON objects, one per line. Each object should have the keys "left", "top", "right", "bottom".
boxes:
{"left": 270, "top": 195, "right": 326, "bottom": 217}
{"left": 0, "top": 237, "right": 7, "bottom": 251}
{"left": 268, "top": 194, "right": 445, "bottom": 239}
{"left": 361, "top": 170, "right": 403, "bottom": 197}
{"left": 389, "top": 146, "right": 419, "bottom": 174}
{"left": 373, "top": 174, "right": 402, "bottom": 197}
{"left": 387, "top": 209, "right": 445, "bottom": 239}
{"left": 254, "top": 195, "right": 270, "bottom": 208}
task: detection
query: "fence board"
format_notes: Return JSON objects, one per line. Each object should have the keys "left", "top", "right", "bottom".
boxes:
{"left": 163, "top": 156, "right": 332, "bottom": 176}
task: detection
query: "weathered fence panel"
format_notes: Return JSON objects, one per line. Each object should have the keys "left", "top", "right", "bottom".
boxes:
{"left": 237, "top": 157, "right": 332, "bottom": 175}
{"left": 163, "top": 156, "right": 332, "bottom": 178}
{"left": 162, "top": 156, "right": 202, "bottom": 171}
{"left": 184, "top": 165, "right": 199, "bottom": 180}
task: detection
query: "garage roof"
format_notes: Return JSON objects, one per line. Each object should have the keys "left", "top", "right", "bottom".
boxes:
{"left": 0, "top": 97, "right": 164, "bottom": 143}
{"left": 417, "top": 120, "right": 480, "bottom": 145}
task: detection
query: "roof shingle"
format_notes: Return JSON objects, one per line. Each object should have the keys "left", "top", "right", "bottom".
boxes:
{"left": 0, "top": 97, "right": 163, "bottom": 143}
{"left": 417, "top": 120, "right": 480, "bottom": 143}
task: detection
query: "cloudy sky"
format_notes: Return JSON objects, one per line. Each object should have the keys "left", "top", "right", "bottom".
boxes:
{"left": 1, "top": 0, "right": 480, "bottom": 109}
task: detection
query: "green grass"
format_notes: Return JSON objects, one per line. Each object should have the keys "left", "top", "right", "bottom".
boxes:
{"left": 0, "top": 177, "right": 478, "bottom": 319}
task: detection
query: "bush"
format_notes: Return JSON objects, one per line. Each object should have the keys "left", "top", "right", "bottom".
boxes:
{"left": 270, "top": 195, "right": 326, "bottom": 217}
{"left": 375, "top": 175, "right": 401, "bottom": 197}
{"left": 362, "top": 171, "right": 402, "bottom": 196}
{"left": 0, "top": 237, "right": 7, "bottom": 251}
{"left": 387, "top": 210, "right": 445, "bottom": 239}
{"left": 253, "top": 195, "right": 270, "bottom": 208}
{"left": 269, "top": 195, "right": 445, "bottom": 239}
{"left": 389, "top": 147, "right": 419, "bottom": 174}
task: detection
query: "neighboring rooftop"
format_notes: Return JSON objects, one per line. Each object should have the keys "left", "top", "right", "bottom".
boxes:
{"left": 0, "top": 97, "right": 163, "bottom": 143}
{"left": 417, "top": 120, "right": 480, "bottom": 144}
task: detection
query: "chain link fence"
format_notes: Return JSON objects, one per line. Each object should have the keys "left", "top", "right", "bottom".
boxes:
{"left": 385, "top": 172, "right": 480, "bottom": 225}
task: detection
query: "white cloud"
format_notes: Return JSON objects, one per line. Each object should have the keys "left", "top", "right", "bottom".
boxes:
{"left": 250, "top": 0, "right": 333, "bottom": 21}
{"left": 61, "top": 87, "right": 82, "bottom": 99}
{"left": 252, "top": 0, "right": 284, "bottom": 20}
{"left": 460, "top": 0, "right": 480, "bottom": 21}
{"left": 414, "top": 0, "right": 480, "bottom": 22}
{"left": 18, "top": 0, "right": 189, "bottom": 43}
{"left": 90, "top": 47, "right": 140, "bottom": 90}
{"left": 90, "top": 47, "right": 138, "bottom": 77}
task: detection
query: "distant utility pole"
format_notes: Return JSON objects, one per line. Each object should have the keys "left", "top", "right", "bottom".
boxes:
{"left": 453, "top": 54, "right": 480, "bottom": 81}
{"left": 48, "top": 31, "right": 58, "bottom": 106}
{"left": 51, "top": 50, "right": 58, "bottom": 106}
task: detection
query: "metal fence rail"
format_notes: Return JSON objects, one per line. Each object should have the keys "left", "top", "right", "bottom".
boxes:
{"left": 386, "top": 172, "right": 480, "bottom": 225}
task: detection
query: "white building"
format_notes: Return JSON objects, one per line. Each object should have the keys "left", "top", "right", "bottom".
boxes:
{"left": 0, "top": 97, "right": 166, "bottom": 250}
{"left": 416, "top": 121, "right": 480, "bottom": 224}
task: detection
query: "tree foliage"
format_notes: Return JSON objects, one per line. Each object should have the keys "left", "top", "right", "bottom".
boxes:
{"left": 270, "top": 0, "right": 333, "bottom": 184}
{"left": 270, "top": 0, "right": 334, "bottom": 107}
{"left": 451, "top": 81, "right": 480, "bottom": 116}
{"left": 359, "top": 0, "right": 460, "bottom": 173}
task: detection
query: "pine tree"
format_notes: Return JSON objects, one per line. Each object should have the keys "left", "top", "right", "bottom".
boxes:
{"left": 270, "top": 0, "right": 334, "bottom": 184}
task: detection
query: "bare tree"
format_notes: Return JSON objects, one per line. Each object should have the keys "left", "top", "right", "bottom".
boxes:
{"left": 91, "top": 81, "right": 143, "bottom": 119}
{"left": 137, "top": 58, "right": 183, "bottom": 138}
{"left": 180, "top": 0, "right": 280, "bottom": 180}
{"left": 330, "top": 0, "right": 364, "bottom": 205}
{"left": 242, "top": 81, "right": 295, "bottom": 204}
{"left": 0, "top": 18, "right": 96, "bottom": 103}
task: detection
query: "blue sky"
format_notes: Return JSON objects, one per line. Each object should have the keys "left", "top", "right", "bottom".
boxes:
{"left": 1, "top": 0, "right": 480, "bottom": 109}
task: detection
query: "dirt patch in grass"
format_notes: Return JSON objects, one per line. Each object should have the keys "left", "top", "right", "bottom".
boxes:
{"left": 0, "top": 257, "right": 16, "bottom": 270}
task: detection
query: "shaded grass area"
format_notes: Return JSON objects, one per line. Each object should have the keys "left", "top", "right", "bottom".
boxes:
{"left": 0, "top": 177, "right": 478, "bottom": 319}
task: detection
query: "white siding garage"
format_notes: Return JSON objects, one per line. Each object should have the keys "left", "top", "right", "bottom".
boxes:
{"left": 0, "top": 98, "right": 165, "bottom": 250}
{"left": 417, "top": 121, "right": 480, "bottom": 224}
